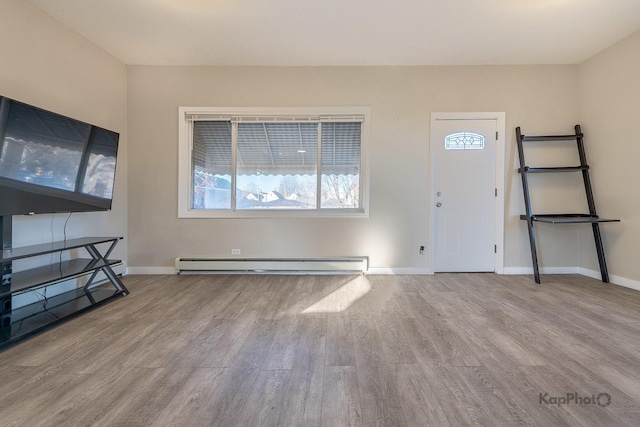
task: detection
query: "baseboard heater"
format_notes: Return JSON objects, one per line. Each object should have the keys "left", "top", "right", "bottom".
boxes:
{"left": 175, "top": 257, "right": 368, "bottom": 274}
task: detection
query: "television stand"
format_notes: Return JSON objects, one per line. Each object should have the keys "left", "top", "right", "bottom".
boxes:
{"left": 1, "top": 216, "right": 128, "bottom": 348}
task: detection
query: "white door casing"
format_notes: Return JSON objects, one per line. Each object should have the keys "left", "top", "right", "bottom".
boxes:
{"left": 430, "top": 113, "right": 505, "bottom": 273}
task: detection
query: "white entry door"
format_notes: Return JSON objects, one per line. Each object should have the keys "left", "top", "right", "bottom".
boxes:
{"left": 431, "top": 118, "right": 497, "bottom": 272}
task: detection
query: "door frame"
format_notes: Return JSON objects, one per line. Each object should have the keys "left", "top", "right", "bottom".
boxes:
{"left": 429, "top": 112, "right": 506, "bottom": 274}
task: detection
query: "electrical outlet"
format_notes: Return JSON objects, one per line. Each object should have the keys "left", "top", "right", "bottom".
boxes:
{"left": 231, "top": 249, "right": 241, "bottom": 255}
{"left": 419, "top": 245, "right": 425, "bottom": 255}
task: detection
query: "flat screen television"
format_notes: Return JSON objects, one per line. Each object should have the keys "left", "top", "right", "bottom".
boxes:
{"left": 0, "top": 95, "right": 119, "bottom": 216}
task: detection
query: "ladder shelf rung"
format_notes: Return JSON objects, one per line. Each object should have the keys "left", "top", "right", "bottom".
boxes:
{"left": 519, "top": 214, "right": 621, "bottom": 224}
{"left": 519, "top": 166, "right": 588, "bottom": 173}
{"left": 521, "top": 134, "right": 582, "bottom": 141}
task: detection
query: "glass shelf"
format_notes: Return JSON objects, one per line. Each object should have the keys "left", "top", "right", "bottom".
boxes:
{"left": 1, "top": 258, "right": 122, "bottom": 297}
{"left": 2, "top": 284, "right": 123, "bottom": 344}
{"left": 2, "top": 237, "right": 122, "bottom": 262}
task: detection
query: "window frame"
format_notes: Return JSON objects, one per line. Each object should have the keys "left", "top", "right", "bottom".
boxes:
{"left": 178, "top": 106, "right": 371, "bottom": 218}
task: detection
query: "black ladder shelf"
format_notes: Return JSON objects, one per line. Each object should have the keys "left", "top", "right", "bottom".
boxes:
{"left": 516, "top": 124, "right": 620, "bottom": 284}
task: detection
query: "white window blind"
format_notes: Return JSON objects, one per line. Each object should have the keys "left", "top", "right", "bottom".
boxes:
{"left": 179, "top": 107, "right": 370, "bottom": 217}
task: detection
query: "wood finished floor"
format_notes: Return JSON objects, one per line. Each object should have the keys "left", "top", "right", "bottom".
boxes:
{"left": 2, "top": 273, "right": 640, "bottom": 426}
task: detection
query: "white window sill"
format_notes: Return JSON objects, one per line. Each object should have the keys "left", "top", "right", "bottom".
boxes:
{"left": 178, "top": 208, "right": 369, "bottom": 219}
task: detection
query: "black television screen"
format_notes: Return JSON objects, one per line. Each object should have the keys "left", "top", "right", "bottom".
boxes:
{"left": 0, "top": 96, "right": 119, "bottom": 216}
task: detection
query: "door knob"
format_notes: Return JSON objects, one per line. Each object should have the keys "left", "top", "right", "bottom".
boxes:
{"left": 436, "top": 202, "right": 442, "bottom": 207}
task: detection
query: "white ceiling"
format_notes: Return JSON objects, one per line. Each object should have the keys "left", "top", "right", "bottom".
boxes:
{"left": 27, "top": 0, "right": 640, "bottom": 66}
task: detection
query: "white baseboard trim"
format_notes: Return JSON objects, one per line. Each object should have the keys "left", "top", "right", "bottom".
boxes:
{"left": 502, "top": 266, "right": 640, "bottom": 292}
{"left": 366, "top": 268, "right": 432, "bottom": 275}
{"left": 113, "top": 264, "right": 127, "bottom": 276}
{"left": 502, "top": 266, "right": 579, "bottom": 275}
{"left": 577, "top": 268, "right": 640, "bottom": 292}
{"left": 126, "top": 267, "right": 176, "bottom": 275}
{"left": 127, "top": 267, "right": 433, "bottom": 275}
{"left": 123, "top": 265, "right": 640, "bottom": 292}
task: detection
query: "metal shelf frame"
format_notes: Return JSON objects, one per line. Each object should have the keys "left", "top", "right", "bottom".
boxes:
{"left": 1, "top": 215, "right": 128, "bottom": 348}
{"left": 516, "top": 125, "right": 620, "bottom": 284}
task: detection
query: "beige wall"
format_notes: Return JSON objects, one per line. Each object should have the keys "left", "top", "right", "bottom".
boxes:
{"left": 0, "top": 0, "right": 128, "bottom": 262}
{"left": 127, "top": 65, "right": 579, "bottom": 271}
{"left": 3, "top": 0, "right": 636, "bottom": 281}
{"left": 577, "top": 29, "right": 640, "bottom": 282}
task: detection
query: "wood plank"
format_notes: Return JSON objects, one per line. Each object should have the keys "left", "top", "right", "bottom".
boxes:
{"left": 234, "top": 369, "right": 291, "bottom": 427}
{"left": 325, "top": 314, "right": 356, "bottom": 367}
{"left": 193, "top": 319, "right": 280, "bottom": 426}
{"left": 107, "top": 366, "right": 196, "bottom": 425}
{"left": 397, "top": 317, "right": 482, "bottom": 426}
{"left": 32, "top": 367, "right": 166, "bottom": 427}
{"left": 262, "top": 317, "right": 302, "bottom": 370}
{"left": 322, "top": 366, "right": 363, "bottom": 427}
{"left": 351, "top": 318, "right": 407, "bottom": 426}
{"left": 521, "top": 365, "right": 630, "bottom": 427}
{"left": 443, "top": 318, "right": 583, "bottom": 427}
{"left": 373, "top": 315, "right": 417, "bottom": 364}
{"left": 198, "top": 316, "right": 260, "bottom": 368}
{"left": 278, "top": 317, "right": 326, "bottom": 427}
{"left": 0, "top": 371, "right": 86, "bottom": 426}
{"left": 447, "top": 365, "right": 539, "bottom": 426}
{"left": 149, "top": 368, "right": 226, "bottom": 426}
{"left": 302, "top": 275, "right": 372, "bottom": 317}
{"left": 404, "top": 307, "right": 482, "bottom": 367}
{"left": 0, "top": 273, "right": 639, "bottom": 427}
{"left": 389, "top": 363, "right": 451, "bottom": 427}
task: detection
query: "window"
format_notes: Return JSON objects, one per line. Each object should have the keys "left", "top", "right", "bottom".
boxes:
{"left": 178, "top": 107, "right": 370, "bottom": 218}
{"left": 444, "top": 132, "right": 485, "bottom": 150}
